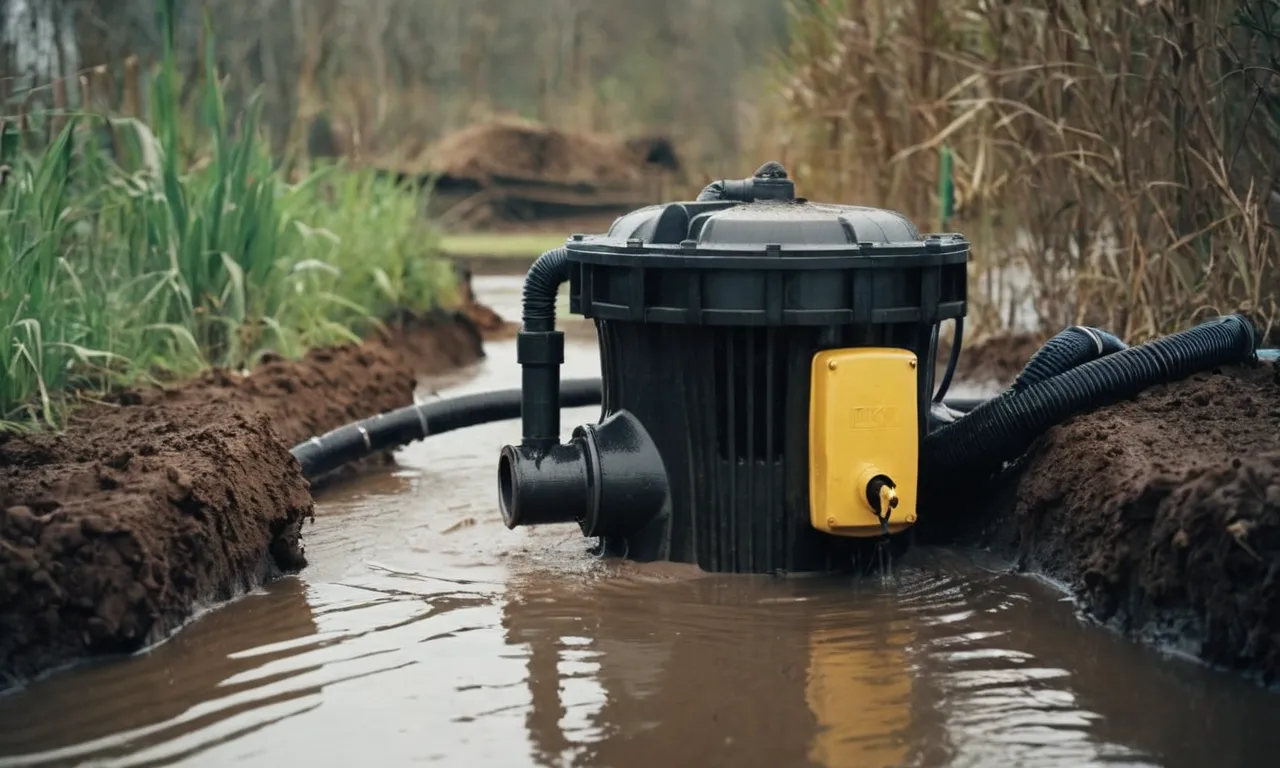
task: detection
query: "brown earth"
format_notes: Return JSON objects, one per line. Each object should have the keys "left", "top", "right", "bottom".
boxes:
{"left": 934, "top": 361, "right": 1280, "bottom": 683}
{"left": 399, "top": 119, "right": 681, "bottom": 229}
{"left": 0, "top": 310, "right": 485, "bottom": 686}
{"left": 419, "top": 117, "right": 673, "bottom": 187}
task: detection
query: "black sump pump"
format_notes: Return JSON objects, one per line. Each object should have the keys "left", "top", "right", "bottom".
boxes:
{"left": 497, "top": 162, "right": 969, "bottom": 574}
{"left": 289, "top": 164, "right": 1258, "bottom": 574}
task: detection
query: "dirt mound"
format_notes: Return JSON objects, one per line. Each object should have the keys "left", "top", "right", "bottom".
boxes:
{"left": 948, "top": 362, "right": 1280, "bottom": 681}
{"left": 0, "top": 311, "right": 485, "bottom": 685}
{"left": 0, "top": 398, "right": 314, "bottom": 684}
{"left": 425, "top": 118, "right": 654, "bottom": 187}
{"left": 408, "top": 119, "right": 681, "bottom": 228}
{"left": 126, "top": 311, "right": 483, "bottom": 448}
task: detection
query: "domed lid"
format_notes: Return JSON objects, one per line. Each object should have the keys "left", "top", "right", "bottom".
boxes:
{"left": 596, "top": 162, "right": 923, "bottom": 251}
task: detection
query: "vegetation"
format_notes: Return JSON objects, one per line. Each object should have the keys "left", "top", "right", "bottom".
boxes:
{"left": 768, "top": 0, "right": 1279, "bottom": 341}
{"left": 0, "top": 2, "right": 454, "bottom": 428}
{"left": 12, "top": 0, "right": 789, "bottom": 175}
{"left": 4, "top": 0, "right": 1278, "bottom": 431}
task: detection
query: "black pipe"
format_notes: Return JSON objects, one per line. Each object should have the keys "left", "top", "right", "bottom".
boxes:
{"left": 933, "top": 317, "right": 965, "bottom": 403}
{"left": 291, "top": 378, "right": 602, "bottom": 480}
{"left": 923, "top": 314, "right": 1258, "bottom": 483}
{"left": 696, "top": 161, "right": 796, "bottom": 203}
{"left": 519, "top": 247, "right": 571, "bottom": 451}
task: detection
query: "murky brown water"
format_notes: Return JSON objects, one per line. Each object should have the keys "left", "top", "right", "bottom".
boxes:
{"left": 2, "top": 275, "right": 1280, "bottom": 768}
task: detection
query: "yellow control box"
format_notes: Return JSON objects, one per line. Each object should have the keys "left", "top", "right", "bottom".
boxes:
{"left": 808, "top": 347, "right": 919, "bottom": 537}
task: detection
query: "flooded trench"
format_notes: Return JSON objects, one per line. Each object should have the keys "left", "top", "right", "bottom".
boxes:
{"left": 2, "top": 275, "right": 1280, "bottom": 768}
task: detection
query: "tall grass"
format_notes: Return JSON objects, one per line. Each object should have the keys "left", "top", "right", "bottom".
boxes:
{"left": 766, "top": 0, "right": 1279, "bottom": 341}
{"left": 0, "top": 1, "right": 453, "bottom": 428}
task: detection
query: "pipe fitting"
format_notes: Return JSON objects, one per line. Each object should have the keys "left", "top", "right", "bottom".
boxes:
{"left": 498, "top": 410, "right": 669, "bottom": 539}
{"left": 499, "top": 441, "right": 590, "bottom": 528}
{"left": 695, "top": 161, "right": 796, "bottom": 203}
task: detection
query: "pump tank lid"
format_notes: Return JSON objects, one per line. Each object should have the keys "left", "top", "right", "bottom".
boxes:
{"left": 597, "top": 162, "right": 928, "bottom": 250}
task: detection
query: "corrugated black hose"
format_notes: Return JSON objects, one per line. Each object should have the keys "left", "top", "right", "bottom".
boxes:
{"left": 922, "top": 314, "right": 1258, "bottom": 484}
{"left": 1012, "top": 325, "right": 1128, "bottom": 390}
{"left": 929, "top": 323, "right": 1126, "bottom": 427}
{"left": 522, "top": 247, "right": 569, "bottom": 334}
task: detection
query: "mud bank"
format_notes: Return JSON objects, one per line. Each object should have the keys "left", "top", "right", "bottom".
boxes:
{"left": 938, "top": 362, "right": 1280, "bottom": 682}
{"left": 0, "top": 311, "right": 484, "bottom": 685}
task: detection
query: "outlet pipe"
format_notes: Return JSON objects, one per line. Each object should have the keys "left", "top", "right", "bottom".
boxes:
{"left": 496, "top": 246, "right": 670, "bottom": 535}
{"left": 518, "top": 247, "right": 572, "bottom": 450}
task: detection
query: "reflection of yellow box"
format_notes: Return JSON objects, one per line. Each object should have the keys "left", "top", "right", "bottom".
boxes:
{"left": 809, "top": 348, "right": 919, "bottom": 537}
{"left": 806, "top": 625, "right": 913, "bottom": 768}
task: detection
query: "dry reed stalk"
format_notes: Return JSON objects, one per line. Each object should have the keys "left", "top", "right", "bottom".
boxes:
{"left": 771, "top": 0, "right": 1280, "bottom": 341}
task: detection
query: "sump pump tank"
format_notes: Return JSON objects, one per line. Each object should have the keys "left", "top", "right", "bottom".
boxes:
{"left": 498, "top": 163, "right": 969, "bottom": 574}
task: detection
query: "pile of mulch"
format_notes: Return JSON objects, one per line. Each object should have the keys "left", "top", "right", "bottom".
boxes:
{"left": 0, "top": 311, "right": 485, "bottom": 685}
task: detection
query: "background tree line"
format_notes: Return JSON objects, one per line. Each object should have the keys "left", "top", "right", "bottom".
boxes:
{"left": 0, "top": 0, "right": 789, "bottom": 173}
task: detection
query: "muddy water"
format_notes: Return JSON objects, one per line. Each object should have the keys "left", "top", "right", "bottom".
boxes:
{"left": 3, "top": 276, "right": 1280, "bottom": 768}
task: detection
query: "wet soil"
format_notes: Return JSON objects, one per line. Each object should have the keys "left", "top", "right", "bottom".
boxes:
{"left": 946, "top": 362, "right": 1280, "bottom": 682}
{"left": 0, "top": 311, "right": 484, "bottom": 686}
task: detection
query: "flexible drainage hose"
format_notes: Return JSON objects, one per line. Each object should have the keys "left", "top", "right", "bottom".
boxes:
{"left": 291, "top": 378, "right": 602, "bottom": 480}
{"left": 1011, "top": 325, "right": 1128, "bottom": 390}
{"left": 929, "top": 323, "right": 1125, "bottom": 427}
{"left": 923, "top": 314, "right": 1257, "bottom": 483}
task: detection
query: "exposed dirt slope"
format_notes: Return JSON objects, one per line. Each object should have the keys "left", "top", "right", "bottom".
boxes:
{"left": 0, "top": 311, "right": 484, "bottom": 685}
{"left": 939, "top": 362, "right": 1280, "bottom": 682}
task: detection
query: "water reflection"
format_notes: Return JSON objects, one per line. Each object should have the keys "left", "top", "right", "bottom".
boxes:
{"left": 0, "top": 577, "right": 320, "bottom": 765}
{"left": 495, "top": 562, "right": 1162, "bottom": 768}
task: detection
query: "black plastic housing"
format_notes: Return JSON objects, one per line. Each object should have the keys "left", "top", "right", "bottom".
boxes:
{"left": 556, "top": 167, "right": 969, "bottom": 573}
{"left": 498, "top": 410, "right": 670, "bottom": 538}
